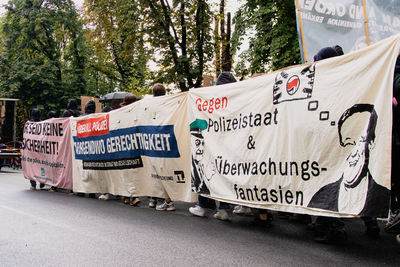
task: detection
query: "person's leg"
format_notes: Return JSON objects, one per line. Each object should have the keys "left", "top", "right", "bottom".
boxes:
{"left": 218, "top": 201, "right": 230, "bottom": 210}
{"left": 391, "top": 144, "right": 400, "bottom": 211}
{"left": 314, "top": 216, "right": 346, "bottom": 243}
{"left": 197, "top": 195, "right": 209, "bottom": 209}
{"left": 362, "top": 216, "right": 380, "bottom": 237}
{"left": 386, "top": 143, "right": 400, "bottom": 230}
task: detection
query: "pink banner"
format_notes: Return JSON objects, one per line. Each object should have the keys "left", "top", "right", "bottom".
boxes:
{"left": 21, "top": 118, "right": 73, "bottom": 190}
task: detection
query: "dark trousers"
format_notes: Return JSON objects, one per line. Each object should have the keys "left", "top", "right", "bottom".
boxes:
{"left": 198, "top": 195, "right": 230, "bottom": 210}
{"left": 392, "top": 143, "right": 400, "bottom": 212}
{"left": 315, "top": 216, "right": 345, "bottom": 233}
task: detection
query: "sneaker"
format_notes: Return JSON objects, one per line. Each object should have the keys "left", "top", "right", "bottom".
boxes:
{"left": 88, "top": 193, "right": 96, "bottom": 199}
{"left": 123, "top": 197, "right": 130, "bottom": 204}
{"left": 189, "top": 205, "right": 205, "bottom": 217}
{"left": 156, "top": 201, "right": 176, "bottom": 211}
{"left": 99, "top": 194, "right": 110, "bottom": 200}
{"left": 130, "top": 197, "right": 141, "bottom": 206}
{"left": 213, "top": 209, "right": 229, "bottom": 221}
{"left": 29, "top": 186, "right": 36, "bottom": 190}
{"left": 233, "top": 206, "right": 252, "bottom": 216}
{"left": 49, "top": 186, "right": 57, "bottom": 192}
{"left": 39, "top": 183, "right": 45, "bottom": 189}
{"left": 385, "top": 210, "right": 400, "bottom": 232}
{"left": 148, "top": 198, "right": 156, "bottom": 208}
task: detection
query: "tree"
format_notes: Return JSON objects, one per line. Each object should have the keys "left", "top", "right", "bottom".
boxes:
{"left": 232, "top": 0, "right": 301, "bottom": 77}
{"left": 0, "top": 0, "right": 87, "bottom": 114}
{"left": 143, "top": 0, "right": 214, "bottom": 91}
{"left": 83, "top": 0, "right": 152, "bottom": 95}
{"left": 214, "top": 0, "right": 233, "bottom": 76}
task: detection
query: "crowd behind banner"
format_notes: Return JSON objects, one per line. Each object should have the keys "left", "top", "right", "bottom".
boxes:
{"left": 21, "top": 34, "right": 400, "bottom": 221}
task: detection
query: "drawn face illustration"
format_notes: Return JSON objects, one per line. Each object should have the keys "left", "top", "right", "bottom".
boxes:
{"left": 191, "top": 135, "right": 204, "bottom": 163}
{"left": 340, "top": 112, "right": 371, "bottom": 187}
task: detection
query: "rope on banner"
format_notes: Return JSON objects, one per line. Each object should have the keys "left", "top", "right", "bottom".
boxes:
{"left": 362, "top": 0, "right": 370, "bottom": 46}
{"left": 296, "top": 0, "right": 308, "bottom": 62}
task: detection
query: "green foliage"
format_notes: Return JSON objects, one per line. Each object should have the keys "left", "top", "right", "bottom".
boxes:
{"left": 84, "top": 0, "right": 152, "bottom": 95}
{"left": 0, "top": 0, "right": 87, "bottom": 114}
{"left": 232, "top": 0, "right": 301, "bottom": 77}
{"left": 142, "top": 0, "right": 214, "bottom": 91}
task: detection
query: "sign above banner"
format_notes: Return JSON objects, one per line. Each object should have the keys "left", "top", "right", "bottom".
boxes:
{"left": 295, "top": 0, "right": 400, "bottom": 62}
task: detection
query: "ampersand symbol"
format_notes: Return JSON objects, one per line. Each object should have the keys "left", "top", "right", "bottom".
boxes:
{"left": 247, "top": 135, "right": 255, "bottom": 150}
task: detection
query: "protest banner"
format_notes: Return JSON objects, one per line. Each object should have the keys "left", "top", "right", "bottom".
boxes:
{"left": 188, "top": 34, "right": 400, "bottom": 217}
{"left": 22, "top": 118, "right": 73, "bottom": 189}
{"left": 70, "top": 93, "right": 196, "bottom": 202}
{"left": 295, "top": 0, "right": 400, "bottom": 62}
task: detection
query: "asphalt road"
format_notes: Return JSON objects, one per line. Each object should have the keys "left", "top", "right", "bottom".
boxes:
{"left": 0, "top": 168, "right": 399, "bottom": 266}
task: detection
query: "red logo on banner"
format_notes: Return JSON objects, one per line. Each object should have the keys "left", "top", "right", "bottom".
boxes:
{"left": 76, "top": 114, "right": 109, "bottom": 138}
{"left": 286, "top": 75, "right": 300, "bottom": 95}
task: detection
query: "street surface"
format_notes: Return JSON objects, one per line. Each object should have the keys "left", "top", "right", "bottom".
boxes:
{"left": 0, "top": 168, "right": 399, "bottom": 266}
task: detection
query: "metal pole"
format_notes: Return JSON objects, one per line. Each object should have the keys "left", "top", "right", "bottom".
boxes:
{"left": 362, "top": 0, "right": 370, "bottom": 46}
{"left": 296, "top": 0, "right": 308, "bottom": 62}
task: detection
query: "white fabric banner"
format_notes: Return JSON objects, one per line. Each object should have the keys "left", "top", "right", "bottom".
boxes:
{"left": 188, "top": 34, "right": 400, "bottom": 217}
{"left": 22, "top": 118, "right": 73, "bottom": 190}
{"left": 70, "top": 93, "right": 196, "bottom": 202}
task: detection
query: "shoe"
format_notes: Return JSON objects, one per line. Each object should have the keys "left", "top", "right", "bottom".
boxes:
{"left": 130, "top": 198, "right": 141, "bottom": 206}
{"left": 156, "top": 201, "right": 176, "bottom": 211}
{"left": 39, "top": 183, "right": 45, "bottom": 189}
{"left": 30, "top": 186, "right": 36, "bottom": 190}
{"left": 88, "top": 193, "right": 96, "bottom": 199}
{"left": 314, "top": 230, "right": 347, "bottom": 244}
{"left": 385, "top": 210, "right": 400, "bottom": 232}
{"left": 123, "top": 197, "right": 130, "bottom": 204}
{"left": 49, "top": 186, "right": 57, "bottom": 192}
{"left": 189, "top": 205, "right": 205, "bottom": 217}
{"left": 233, "top": 206, "right": 253, "bottom": 216}
{"left": 365, "top": 220, "right": 380, "bottom": 238}
{"left": 99, "top": 194, "right": 110, "bottom": 200}
{"left": 149, "top": 198, "right": 156, "bottom": 208}
{"left": 213, "top": 209, "right": 229, "bottom": 221}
